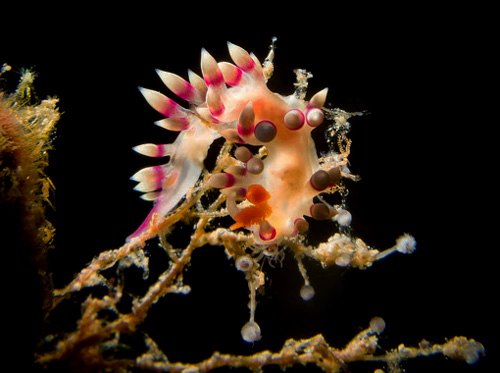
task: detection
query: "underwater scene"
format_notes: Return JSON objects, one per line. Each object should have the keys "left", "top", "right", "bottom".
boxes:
{"left": 1, "top": 5, "right": 492, "bottom": 372}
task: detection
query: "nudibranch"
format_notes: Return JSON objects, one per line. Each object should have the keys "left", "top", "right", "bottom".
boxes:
{"left": 130, "top": 41, "right": 341, "bottom": 244}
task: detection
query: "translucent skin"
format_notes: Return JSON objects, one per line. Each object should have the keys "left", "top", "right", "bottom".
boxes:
{"left": 132, "top": 42, "right": 330, "bottom": 244}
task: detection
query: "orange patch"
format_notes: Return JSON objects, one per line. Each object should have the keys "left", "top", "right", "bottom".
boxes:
{"left": 230, "top": 184, "right": 272, "bottom": 230}
{"left": 246, "top": 184, "right": 271, "bottom": 204}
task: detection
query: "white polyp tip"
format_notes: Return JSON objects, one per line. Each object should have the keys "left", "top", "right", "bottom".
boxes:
{"left": 465, "top": 351, "right": 481, "bottom": 365}
{"left": 369, "top": 316, "right": 386, "bottom": 334}
{"left": 334, "top": 253, "right": 351, "bottom": 267}
{"left": 235, "top": 255, "right": 254, "bottom": 272}
{"left": 179, "top": 285, "right": 191, "bottom": 295}
{"left": 395, "top": 234, "right": 417, "bottom": 254}
{"left": 335, "top": 209, "right": 352, "bottom": 227}
{"left": 241, "top": 321, "right": 261, "bottom": 343}
{"left": 443, "top": 338, "right": 485, "bottom": 364}
{"left": 300, "top": 284, "right": 315, "bottom": 301}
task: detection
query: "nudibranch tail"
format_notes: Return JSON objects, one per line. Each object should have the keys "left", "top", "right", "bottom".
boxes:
{"left": 130, "top": 41, "right": 344, "bottom": 244}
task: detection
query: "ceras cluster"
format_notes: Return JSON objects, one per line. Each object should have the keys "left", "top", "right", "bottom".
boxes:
{"left": 134, "top": 41, "right": 343, "bottom": 246}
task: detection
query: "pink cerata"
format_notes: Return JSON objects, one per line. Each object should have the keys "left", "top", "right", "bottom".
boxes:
{"left": 129, "top": 40, "right": 343, "bottom": 245}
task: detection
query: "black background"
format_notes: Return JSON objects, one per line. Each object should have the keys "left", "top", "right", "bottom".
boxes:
{"left": 2, "top": 4, "right": 494, "bottom": 372}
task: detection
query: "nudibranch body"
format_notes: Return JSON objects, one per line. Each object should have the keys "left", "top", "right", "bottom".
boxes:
{"left": 131, "top": 41, "right": 341, "bottom": 244}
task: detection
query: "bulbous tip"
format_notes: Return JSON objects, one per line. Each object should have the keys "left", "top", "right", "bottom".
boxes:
{"left": 284, "top": 109, "right": 305, "bottom": 130}
{"left": 306, "top": 108, "right": 325, "bottom": 127}
{"left": 259, "top": 220, "right": 276, "bottom": 241}
{"left": 246, "top": 157, "right": 264, "bottom": 175}
{"left": 254, "top": 120, "right": 277, "bottom": 143}
{"left": 369, "top": 317, "right": 386, "bottom": 334}
{"left": 235, "top": 255, "right": 254, "bottom": 272}
{"left": 300, "top": 284, "right": 315, "bottom": 301}
{"left": 310, "top": 170, "right": 331, "bottom": 191}
{"left": 207, "top": 173, "right": 235, "bottom": 188}
{"left": 310, "top": 203, "right": 337, "bottom": 220}
{"left": 294, "top": 218, "right": 309, "bottom": 233}
{"left": 241, "top": 321, "right": 261, "bottom": 343}
{"left": 235, "top": 146, "right": 252, "bottom": 162}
